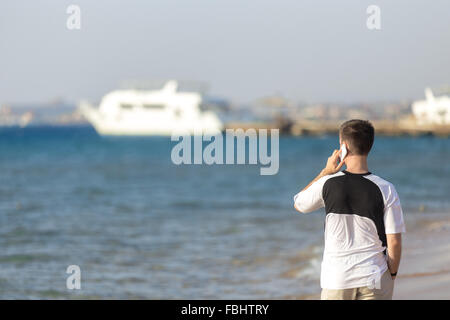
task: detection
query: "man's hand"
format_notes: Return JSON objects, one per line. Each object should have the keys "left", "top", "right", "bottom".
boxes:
{"left": 297, "top": 149, "right": 345, "bottom": 194}
{"left": 321, "top": 149, "right": 345, "bottom": 176}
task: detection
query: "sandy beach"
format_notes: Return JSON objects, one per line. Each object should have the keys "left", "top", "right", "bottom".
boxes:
{"left": 393, "top": 214, "right": 450, "bottom": 300}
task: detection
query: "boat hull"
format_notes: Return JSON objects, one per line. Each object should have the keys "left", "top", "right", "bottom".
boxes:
{"left": 79, "top": 102, "right": 223, "bottom": 136}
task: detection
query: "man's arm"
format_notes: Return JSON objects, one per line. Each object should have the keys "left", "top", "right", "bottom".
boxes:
{"left": 294, "top": 149, "right": 345, "bottom": 213}
{"left": 293, "top": 171, "right": 328, "bottom": 213}
{"left": 386, "top": 233, "right": 402, "bottom": 280}
{"left": 384, "top": 183, "right": 405, "bottom": 280}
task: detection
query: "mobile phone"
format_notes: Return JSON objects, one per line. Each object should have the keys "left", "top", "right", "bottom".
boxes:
{"left": 339, "top": 143, "right": 347, "bottom": 162}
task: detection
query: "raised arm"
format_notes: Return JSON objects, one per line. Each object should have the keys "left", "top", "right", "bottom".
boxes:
{"left": 294, "top": 149, "right": 345, "bottom": 213}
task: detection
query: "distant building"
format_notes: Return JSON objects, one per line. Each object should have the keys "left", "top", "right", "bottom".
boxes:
{"left": 412, "top": 88, "right": 450, "bottom": 125}
{"left": 346, "top": 108, "right": 368, "bottom": 120}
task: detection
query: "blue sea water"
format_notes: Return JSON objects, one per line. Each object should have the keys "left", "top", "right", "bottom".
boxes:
{"left": 0, "top": 126, "right": 448, "bottom": 299}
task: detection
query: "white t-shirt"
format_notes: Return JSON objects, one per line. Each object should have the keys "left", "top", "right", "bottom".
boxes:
{"left": 293, "top": 171, "right": 406, "bottom": 290}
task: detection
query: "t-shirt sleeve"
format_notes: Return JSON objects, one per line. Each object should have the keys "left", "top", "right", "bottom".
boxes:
{"left": 293, "top": 176, "right": 328, "bottom": 213}
{"left": 384, "top": 184, "right": 406, "bottom": 234}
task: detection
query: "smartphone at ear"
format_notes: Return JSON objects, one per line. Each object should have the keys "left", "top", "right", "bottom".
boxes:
{"left": 339, "top": 143, "right": 347, "bottom": 162}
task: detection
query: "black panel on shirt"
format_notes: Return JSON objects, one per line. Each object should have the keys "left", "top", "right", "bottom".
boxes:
{"left": 322, "top": 171, "right": 387, "bottom": 248}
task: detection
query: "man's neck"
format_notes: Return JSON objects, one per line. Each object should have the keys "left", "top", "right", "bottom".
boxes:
{"left": 344, "top": 155, "right": 369, "bottom": 174}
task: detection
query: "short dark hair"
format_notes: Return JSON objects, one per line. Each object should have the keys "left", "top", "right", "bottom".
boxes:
{"left": 339, "top": 119, "right": 375, "bottom": 155}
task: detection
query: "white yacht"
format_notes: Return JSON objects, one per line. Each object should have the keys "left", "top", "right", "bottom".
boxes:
{"left": 412, "top": 88, "right": 450, "bottom": 125}
{"left": 79, "top": 81, "right": 224, "bottom": 136}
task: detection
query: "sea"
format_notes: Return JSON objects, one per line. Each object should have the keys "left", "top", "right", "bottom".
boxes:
{"left": 0, "top": 126, "right": 448, "bottom": 299}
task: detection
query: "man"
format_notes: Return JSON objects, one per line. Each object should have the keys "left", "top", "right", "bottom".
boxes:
{"left": 293, "top": 119, "right": 405, "bottom": 300}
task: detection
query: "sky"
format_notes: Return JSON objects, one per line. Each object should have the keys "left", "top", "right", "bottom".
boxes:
{"left": 0, "top": 0, "right": 449, "bottom": 105}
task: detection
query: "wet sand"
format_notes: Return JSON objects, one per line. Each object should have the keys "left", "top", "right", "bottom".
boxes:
{"left": 393, "top": 215, "right": 450, "bottom": 300}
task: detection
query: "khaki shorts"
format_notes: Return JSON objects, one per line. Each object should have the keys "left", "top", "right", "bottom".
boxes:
{"left": 320, "top": 270, "right": 395, "bottom": 300}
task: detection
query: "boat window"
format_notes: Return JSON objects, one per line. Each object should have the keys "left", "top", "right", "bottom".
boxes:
{"left": 143, "top": 104, "right": 165, "bottom": 109}
{"left": 121, "top": 103, "right": 134, "bottom": 109}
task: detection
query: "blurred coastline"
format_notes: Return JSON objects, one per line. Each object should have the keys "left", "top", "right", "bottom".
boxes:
{"left": 1, "top": 85, "right": 449, "bottom": 137}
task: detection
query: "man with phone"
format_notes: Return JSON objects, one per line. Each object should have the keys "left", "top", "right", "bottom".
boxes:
{"left": 294, "top": 119, "right": 405, "bottom": 300}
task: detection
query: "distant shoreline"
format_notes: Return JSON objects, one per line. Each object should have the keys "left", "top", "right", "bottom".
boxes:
{"left": 226, "top": 120, "right": 450, "bottom": 137}
{"left": 1, "top": 123, "right": 449, "bottom": 138}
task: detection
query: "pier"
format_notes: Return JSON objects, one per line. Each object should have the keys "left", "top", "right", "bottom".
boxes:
{"left": 225, "top": 118, "right": 450, "bottom": 137}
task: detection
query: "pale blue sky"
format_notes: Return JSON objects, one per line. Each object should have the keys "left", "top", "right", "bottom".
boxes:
{"left": 1, "top": 0, "right": 449, "bottom": 104}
